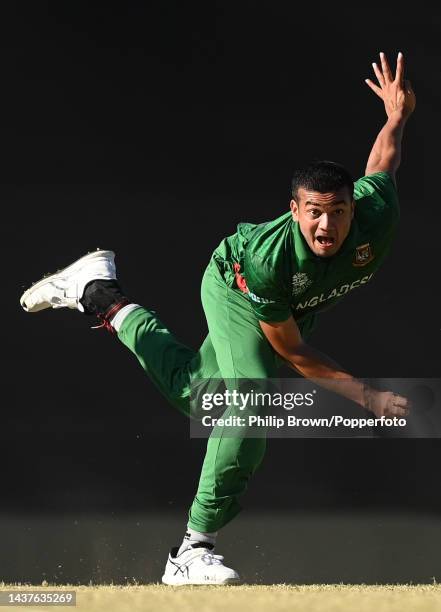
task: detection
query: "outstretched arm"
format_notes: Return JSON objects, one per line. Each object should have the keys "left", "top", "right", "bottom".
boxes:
{"left": 260, "top": 316, "right": 410, "bottom": 418}
{"left": 364, "top": 52, "right": 416, "bottom": 182}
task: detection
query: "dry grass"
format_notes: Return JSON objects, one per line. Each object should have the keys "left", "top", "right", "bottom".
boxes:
{"left": 2, "top": 584, "right": 441, "bottom": 612}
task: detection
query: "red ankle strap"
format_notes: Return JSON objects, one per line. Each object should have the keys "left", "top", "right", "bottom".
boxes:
{"left": 91, "top": 299, "right": 130, "bottom": 334}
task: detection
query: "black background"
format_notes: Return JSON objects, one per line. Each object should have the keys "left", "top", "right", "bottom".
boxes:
{"left": 3, "top": 1, "right": 441, "bottom": 583}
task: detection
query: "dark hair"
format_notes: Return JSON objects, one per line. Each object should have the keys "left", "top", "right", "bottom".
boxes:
{"left": 291, "top": 161, "right": 354, "bottom": 201}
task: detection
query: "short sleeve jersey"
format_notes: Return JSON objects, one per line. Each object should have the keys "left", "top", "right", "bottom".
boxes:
{"left": 216, "top": 172, "right": 399, "bottom": 324}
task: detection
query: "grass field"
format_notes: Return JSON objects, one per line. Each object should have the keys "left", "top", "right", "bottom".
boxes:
{"left": 2, "top": 584, "right": 441, "bottom": 612}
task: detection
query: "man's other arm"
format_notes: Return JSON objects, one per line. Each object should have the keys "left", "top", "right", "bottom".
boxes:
{"left": 364, "top": 52, "right": 416, "bottom": 182}
{"left": 260, "top": 316, "right": 410, "bottom": 418}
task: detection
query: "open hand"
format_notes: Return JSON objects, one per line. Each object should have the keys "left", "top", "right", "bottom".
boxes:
{"left": 365, "top": 52, "right": 416, "bottom": 120}
{"left": 364, "top": 388, "right": 411, "bottom": 418}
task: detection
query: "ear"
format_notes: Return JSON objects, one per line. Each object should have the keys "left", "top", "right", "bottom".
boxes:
{"left": 290, "top": 199, "right": 299, "bottom": 221}
{"left": 350, "top": 199, "right": 355, "bottom": 220}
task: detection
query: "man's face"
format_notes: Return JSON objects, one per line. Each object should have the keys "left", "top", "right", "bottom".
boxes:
{"left": 290, "top": 186, "right": 354, "bottom": 257}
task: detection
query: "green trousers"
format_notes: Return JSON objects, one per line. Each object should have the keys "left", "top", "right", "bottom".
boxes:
{"left": 118, "top": 253, "right": 313, "bottom": 532}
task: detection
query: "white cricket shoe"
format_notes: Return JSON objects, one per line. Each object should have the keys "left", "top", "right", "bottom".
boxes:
{"left": 20, "top": 250, "right": 116, "bottom": 313}
{"left": 161, "top": 545, "right": 240, "bottom": 586}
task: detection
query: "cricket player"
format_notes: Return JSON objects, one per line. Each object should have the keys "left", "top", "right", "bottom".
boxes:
{"left": 20, "top": 52, "right": 415, "bottom": 584}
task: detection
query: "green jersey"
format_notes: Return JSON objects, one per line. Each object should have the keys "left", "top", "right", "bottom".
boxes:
{"left": 213, "top": 172, "right": 399, "bottom": 327}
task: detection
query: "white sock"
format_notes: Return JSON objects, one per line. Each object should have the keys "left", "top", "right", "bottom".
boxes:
{"left": 110, "top": 303, "right": 142, "bottom": 332}
{"left": 177, "top": 527, "right": 218, "bottom": 555}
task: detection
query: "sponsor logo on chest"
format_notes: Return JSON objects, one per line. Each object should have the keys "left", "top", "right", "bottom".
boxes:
{"left": 292, "top": 272, "right": 313, "bottom": 296}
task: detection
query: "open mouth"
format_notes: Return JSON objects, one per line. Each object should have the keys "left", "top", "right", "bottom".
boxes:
{"left": 315, "top": 236, "right": 335, "bottom": 248}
